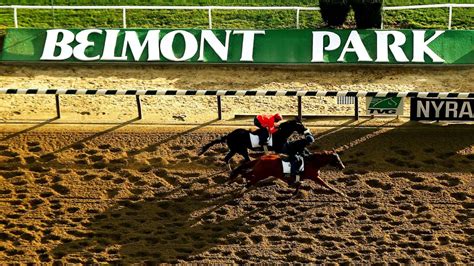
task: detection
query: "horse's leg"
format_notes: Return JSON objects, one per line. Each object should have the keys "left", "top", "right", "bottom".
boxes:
{"left": 292, "top": 182, "right": 301, "bottom": 196}
{"left": 313, "top": 175, "right": 348, "bottom": 199}
{"left": 239, "top": 149, "right": 251, "bottom": 162}
{"left": 224, "top": 150, "right": 236, "bottom": 171}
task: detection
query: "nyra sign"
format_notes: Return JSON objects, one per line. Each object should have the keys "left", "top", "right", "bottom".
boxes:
{"left": 410, "top": 98, "right": 474, "bottom": 121}
{"left": 1, "top": 28, "right": 473, "bottom": 64}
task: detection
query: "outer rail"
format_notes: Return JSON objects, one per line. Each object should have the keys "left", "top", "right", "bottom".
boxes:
{"left": 1, "top": 4, "right": 472, "bottom": 29}
{"left": 2, "top": 88, "right": 472, "bottom": 121}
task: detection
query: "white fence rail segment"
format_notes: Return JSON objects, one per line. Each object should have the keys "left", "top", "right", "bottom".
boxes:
{"left": 1, "top": 4, "right": 472, "bottom": 30}
{"left": 2, "top": 88, "right": 473, "bottom": 120}
{"left": 382, "top": 4, "right": 474, "bottom": 10}
{"left": 1, "top": 88, "right": 473, "bottom": 98}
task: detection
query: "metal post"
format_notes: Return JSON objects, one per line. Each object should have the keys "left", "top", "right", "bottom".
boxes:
{"left": 296, "top": 8, "right": 300, "bottom": 29}
{"left": 380, "top": 8, "right": 384, "bottom": 29}
{"left": 51, "top": 0, "right": 55, "bottom": 28}
{"left": 136, "top": 95, "right": 142, "bottom": 119}
{"left": 217, "top": 96, "right": 222, "bottom": 120}
{"left": 123, "top": 8, "right": 127, "bottom": 28}
{"left": 13, "top": 7, "right": 18, "bottom": 28}
{"left": 354, "top": 96, "right": 359, "bottom": 120}
{"left": 297, "top": 96, "right": 302, "bottom": 120}
{"left": 208, "top": 8, "right": 212, "bottom": 29}
{"left": 448, "top": 5, "right": 452, "bottom": 29}
{"left": 55, "top": 95, "right": 61, "bottom": 118}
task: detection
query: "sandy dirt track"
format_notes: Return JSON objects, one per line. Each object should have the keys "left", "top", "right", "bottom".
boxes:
{"left": 0, "top": 64, "right": 473, "bottom": 123}
{"left": 0, "top": 63, "right": 473, "bottom": 263}
{"left": 0, "top": 122, "right": 472, "bottom": 264}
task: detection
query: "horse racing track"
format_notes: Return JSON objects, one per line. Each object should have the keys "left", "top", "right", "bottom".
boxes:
{"left": 0, "top": 123, "right": 472, "bottom": 264}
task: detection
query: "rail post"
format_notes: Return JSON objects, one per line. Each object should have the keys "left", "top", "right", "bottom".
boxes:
{"left": 296, "top": 8, "right": 300, "bottom": 29}
{"left": 55, "top": 95, "right": 61, "bottom": 118}
{"left": 122, "top": 8, "right": 127, "bottom": 28}
{"left": 136, "top": 95, "right": 142, "bottom": 119}
{"left": 448, "top": 5, "right": 453, "bottom": 29}
{"left": 208, "top": 8, "right": 212, "bottom": 29}
{"left": 217, "top": 95, "right": 222, "bottom": 120}
{"left": 297, "top": 96, "right": 302, "bottom": 120}
{"left": 354, "top": 96, "right": 359, "bottom": 120}
{"left": 381, "top": 7, "right": 384, "bottom": 29}
{"left": 13, "top": 7, "right": 18, "bottom": 28}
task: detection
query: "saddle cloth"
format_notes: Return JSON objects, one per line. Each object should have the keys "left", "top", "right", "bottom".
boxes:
{"left": 249, "top": 133, "right": 273, "bottom": 148}
{"left": 282, "top": 159, "right": 304, "bottom": 174}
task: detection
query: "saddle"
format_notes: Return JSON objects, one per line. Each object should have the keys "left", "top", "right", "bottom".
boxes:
{"left": 281, "top": 154, "right": 304, "bottom": 177}
{"left": 249, "top": 132, "right": 273, "bottom": 148}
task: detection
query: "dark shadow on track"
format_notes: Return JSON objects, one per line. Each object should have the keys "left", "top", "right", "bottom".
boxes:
{"left": 51, "top": 117, "right": 140, "bottom": 154}
{"left": 0, "top": 117, "right": 59, "bottom": 141}
{"left": 314, "top": 121, "right": 474, "bottom": 173}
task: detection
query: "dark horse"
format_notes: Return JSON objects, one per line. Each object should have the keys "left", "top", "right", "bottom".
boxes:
{"left": 198, "top": 119, "right": 307, "bottom": 166}
{"left": 229, "top": 151, "right": 347, "bottom": 197}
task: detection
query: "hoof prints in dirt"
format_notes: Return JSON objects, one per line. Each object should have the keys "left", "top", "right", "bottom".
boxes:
{"left": 0, "top": 132, "right": 472, "bottom": 263}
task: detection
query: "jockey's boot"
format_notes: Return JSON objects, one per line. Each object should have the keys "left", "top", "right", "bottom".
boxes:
{"left": 259, "top": 134, "right": 269, "bottom": 153}
{"left": 291, "top": 174, "right": 301, "bottom": 186}
{"left": 290, "top": 155, "right": 301, "bottom": 185}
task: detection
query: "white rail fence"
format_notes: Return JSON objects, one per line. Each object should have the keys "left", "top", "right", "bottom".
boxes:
{"left": 0, "top": 4, "right": 473, "bottom": 30}
{"left": 2, "top": 88, "right": 473, "bottom": 120}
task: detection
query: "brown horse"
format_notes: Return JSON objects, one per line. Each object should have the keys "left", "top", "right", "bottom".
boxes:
{"left": 229, "top": 151, "right": 347, "bottom": 197}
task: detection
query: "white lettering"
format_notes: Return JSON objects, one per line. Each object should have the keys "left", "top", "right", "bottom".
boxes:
{"left": 120, "top": 30, "right": 160, "bottom": 61}
{"left": 431, "top": 101, "right": 445, "bottom": 117}
{"left": 161, "top": 30, "right": 198, "bottom": 61}
{"left": 459, "top": 101, "right": 474, "bottom": 118}
{"left": 375, "top": 31, "right": 409, "bottom": 62}
{"left": 101, "top": 30, "right": 126, "bottom": 60}
{"left": 312, "top": 31, "right": 341, "bottom": 62}
{"left": 412, "top": 30, "right": 445, "bottom": 63}
{"left": 338, "top": 31, "right": 372, "bottom": 62}
{"left": 233, "top": 30, "right": 265, "bottom": 61}
{"left": 445, "top": 101, "right": 458, "bottom": 117}
{"left": 73, "top": 29, "right": 102, "bottom": 61}
{"left": 198, "top": 30, "right": 231, "bottom": 61}
{"left": 40, "top": 29, "right": 75, "bottom": 60}
{"left": 417, "top": 100, "right": 430, "bottom": 118}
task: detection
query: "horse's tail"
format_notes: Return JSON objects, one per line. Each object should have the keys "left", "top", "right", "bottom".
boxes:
{"left": 229, "top": 160, "right": 257, "bottom": 180}
{"left": 198, "top": 135, "right": 228, "bottom": 156}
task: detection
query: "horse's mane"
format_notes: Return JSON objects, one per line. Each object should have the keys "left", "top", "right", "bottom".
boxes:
{"left": 281, "top": 118, "right": 300, "bottom": 124}
{"left": 278, "top": 119, "right": 302, "bottom": 130}
{"left": 306, "top": 150, "right": 336, "bottom": 160}
{"left": 314, "top": 150, "right": 335, "bottom": 155}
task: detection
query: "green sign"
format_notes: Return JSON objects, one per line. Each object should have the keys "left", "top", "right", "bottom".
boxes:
{"left": 366, "top": 97, "right": 404, "bottom": 115}
{"left": 1, "top": 28, "right": 473, "bottom": 64}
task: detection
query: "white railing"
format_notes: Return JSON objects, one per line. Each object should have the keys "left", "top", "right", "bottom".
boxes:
{"left": 0, "top": 4, "right": 473, "bottom": 30}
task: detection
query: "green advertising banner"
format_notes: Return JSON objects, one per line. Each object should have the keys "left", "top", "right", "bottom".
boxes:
{"left": 1, "top": 28, "right": 473, "bottom": 64}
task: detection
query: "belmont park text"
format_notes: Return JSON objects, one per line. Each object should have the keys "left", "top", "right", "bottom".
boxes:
{"left": 40, "top": 29, "right": 446, "bottom": 63}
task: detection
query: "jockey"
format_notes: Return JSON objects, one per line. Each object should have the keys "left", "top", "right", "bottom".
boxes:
{"left": 287, "top": 129, "right": 315, "bottom": 183}
{"left": 254, "top": 113, "right": 283, "bottom": 147}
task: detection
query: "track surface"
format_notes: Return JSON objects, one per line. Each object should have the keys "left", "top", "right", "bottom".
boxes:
{"left": 0, "top": 124, "right": 473, "bottom": 263}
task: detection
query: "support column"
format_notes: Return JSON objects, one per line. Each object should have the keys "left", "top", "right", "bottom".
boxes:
{"left": 297, "top": 96, "right": 302, "bottom": 120}
{"left": 354, "top": 96, "right": 359, "bottom": 120}
{"left": 55, "top": 95, "right": 61, "bottom": 118}
{"left": 136, "top": 95, "right": 143, "bottom": 119}
{"left": 217, "top": 96, "right": 222, "bottom": 120}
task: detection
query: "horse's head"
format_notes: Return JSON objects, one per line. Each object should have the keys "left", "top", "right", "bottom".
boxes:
{"left": 328, "top": 152, "right": 345, "bottom": 170}
{"left": 279, "top": 118, "right": 307, "bottom": 135}
{"left": 307, "top": 151, "right": 345, "bottom": 171}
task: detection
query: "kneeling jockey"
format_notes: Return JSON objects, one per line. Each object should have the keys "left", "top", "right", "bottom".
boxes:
{"left": 289, "top": 130, "right": 315, "bottom": 183}
{"left": 254, "top": 113, "right": 283, "bottom": 147}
